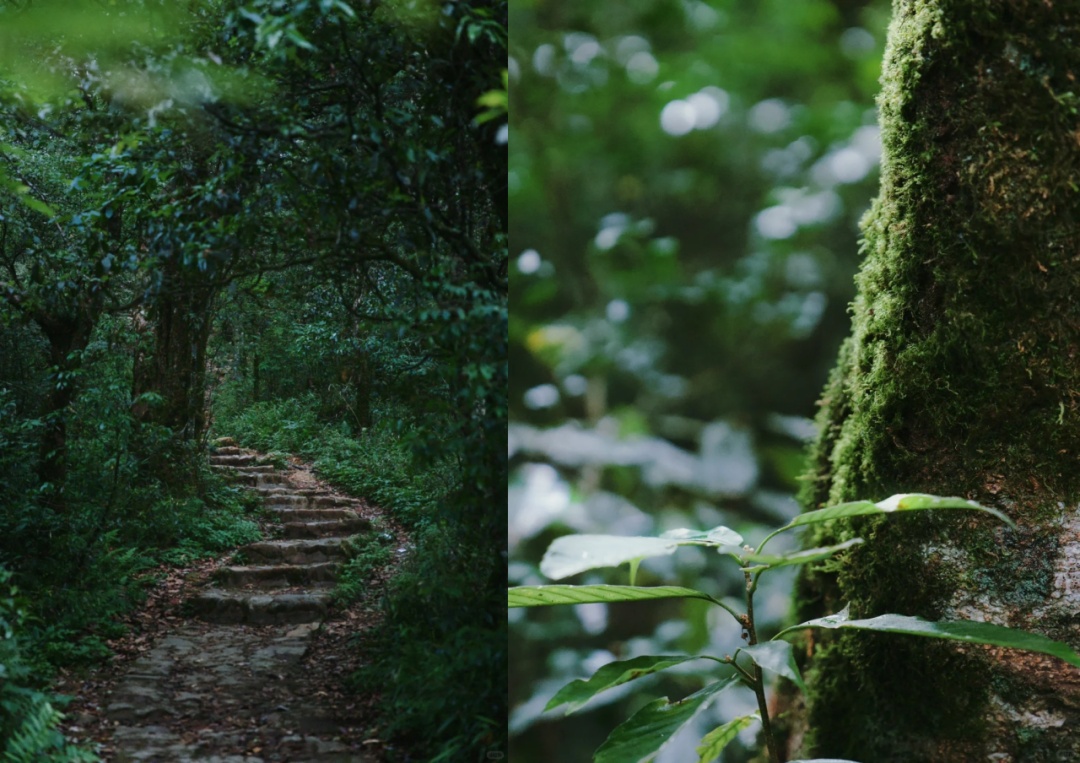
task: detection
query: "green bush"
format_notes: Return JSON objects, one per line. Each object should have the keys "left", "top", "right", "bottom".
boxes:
{"left": 0, "top": 461, "right": 261, "bottom": 670}
{"left": 333, "top": 525, "right": 394, "bottom": 605}
{"left": 0, "top": 568, "right": 98, "bottom": 762}
{"left": 352, "top": 525, "right": 505, "bottom": 760}
{"left": 213, "top": 394, "right": 323, "bottom": 455}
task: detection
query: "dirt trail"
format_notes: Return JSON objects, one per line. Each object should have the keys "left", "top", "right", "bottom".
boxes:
{"left": 57, "top": 445, "right": 409, "bottom": 762}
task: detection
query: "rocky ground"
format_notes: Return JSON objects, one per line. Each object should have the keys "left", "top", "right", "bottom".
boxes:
{"left": 54, "top": 444, "right": 411, "bottom": 763}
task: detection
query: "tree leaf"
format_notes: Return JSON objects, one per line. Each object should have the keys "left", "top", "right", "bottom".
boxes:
{"left": 593, "top": 677, "right": 737, "bottom": 763}
{"left": 738, "top": 640, "right": 807, "bottom": 693}
{"left": 660, "top": 525, "right": 744, "bottom": 546}
{"left": 541, "top": 526, "right": 743, "bottom": 580}
{"left": 791, "top": 494, "right": 1014, "bottom": 530}
{"left": 509, "top": 584, "right": 720, "bottom": 608}
{"left": 540, "top": 535, "right": 680, "bottom": 580}
{"left": 757, "top": 493, "right": 1014, "bottom": 554}
{"left": 740, "top": 538, "right": 863, "bottom": 570}
{"left": 775, "top": 605, "right": 1080, "bottom": 668}
{"left": 546, "top": 655, "right": 701, "bottom": 715}
{"left": 18, "top": 194, "right": 56, "bottom": 218}
{"left": 696, "top": 712, "right": 759, "bottom": 763}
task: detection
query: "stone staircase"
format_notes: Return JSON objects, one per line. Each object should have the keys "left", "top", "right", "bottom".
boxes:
{"left": 95, "top": 443, "right": 381, "bottom": 761}
{"left": 189, "top": 445, "right": 371, "bottom": 626}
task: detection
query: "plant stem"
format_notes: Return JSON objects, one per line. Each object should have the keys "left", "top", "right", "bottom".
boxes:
{"left": 746, "top": 570, "right": 779, "bottom": 763}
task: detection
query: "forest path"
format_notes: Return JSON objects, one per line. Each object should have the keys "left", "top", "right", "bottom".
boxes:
{"left": 60, "top": 443, "right": 408, "bottom": 762}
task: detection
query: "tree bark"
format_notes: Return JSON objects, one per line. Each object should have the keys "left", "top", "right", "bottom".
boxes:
{"left": 789, "top": 2, "right": 1080, "bottom": 760}
{"left": 34, "top": 308, "right": 96, "bottom": 501}
{"left": 132, "top": 259, "right": 216, "bottom": 460}
{"left": 351, "top": 351, "right": 372, "bottom": 430}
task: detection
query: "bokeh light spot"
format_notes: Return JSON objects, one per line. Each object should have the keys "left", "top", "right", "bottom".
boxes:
{"left": 660, "top": 99, "right": 696, "bottom": 136}
{"left": 749, "top": 98, "right": 791, "bottom": 133}
{"left": 524, "top": 384, "right": 560, "bottom": 410}
{"left": 606, "top": 299, "right": 631, "bottom": 323}
{"left": 517, "top": 249, "right": 541, "bottom": 274}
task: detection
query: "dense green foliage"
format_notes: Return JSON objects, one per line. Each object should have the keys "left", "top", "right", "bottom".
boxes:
{"left": 1, "top": 571, "right": 98, "bottom": 763}
{"left": 0, "top": 0, "right": 505, "bottom": 759}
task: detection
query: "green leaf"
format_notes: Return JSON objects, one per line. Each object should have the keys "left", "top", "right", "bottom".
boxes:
{"left": 509, "top": 585, "right": 719, "bottom": 608}
{"left": 0, "top": 174, "right": 55, "bottom": 217}
{"left": 737, "top": 641, "right": 807, "bottom": 693}
{"left": 541, "top": 526, "right": 743, "bottom": 580}
{"left": 793, "top": 494, "right": 1013, "bottom": 529}
{"left": 775, "top": 605, "right": 1080, "bottom": 668}
{"left": 546, "top": 655, "right": 701, "bottom": 715}
{"left": 474, "top": 109, "right": 504, "bottom": 126}
{"left": 476, "top": 90, "right": 507, "bottom": 109}
{"left": 541, "top": 535, "right": 679, "bottom": 580}
{"left": 696, "top": 713, "right": 759, "bottom": 763}
{"left": 660, "top": 525, "right": 744, "bottom": 546}
{"left": 593, "top": 677, "right": 737, "bottom": 763}
{"left": 740, "top": 538, "right": 863, "bottom": 571}
{"left": 17, "top": 194, "right": 56, "bottom": 218}
{"left": 757, "top": 493, "right": 1014, "bottom": 554}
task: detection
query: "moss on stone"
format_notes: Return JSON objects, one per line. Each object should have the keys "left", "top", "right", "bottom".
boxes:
{"left": 792, "top": 1, "right": 1080, "bottom": 758}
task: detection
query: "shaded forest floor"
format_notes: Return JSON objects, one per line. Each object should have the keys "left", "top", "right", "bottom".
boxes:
{"left": 52, "top": 449, "right": 413, "bottom": 762}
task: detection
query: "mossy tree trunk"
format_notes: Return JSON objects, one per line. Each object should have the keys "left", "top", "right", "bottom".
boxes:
{"left": 789, "top": 2, "right": 1080, "bottom": 760}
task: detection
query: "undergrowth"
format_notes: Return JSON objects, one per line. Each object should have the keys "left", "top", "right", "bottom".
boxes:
{"left": 350, "top": 524, "right": 505, "bottom": 763}
{"left": 2, "top": 474, "right": 261, "bottom": 669}
{"left": 333, "top": 523, "right": 395, "bottom": 605}
{"left": 0, "top": 569, "right": 99, "bottom": 762}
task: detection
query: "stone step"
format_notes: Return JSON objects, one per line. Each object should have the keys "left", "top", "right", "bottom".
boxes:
{"left": 209, "top": 453, "right": 258, "bottom": 466}
{"left": 207, "top": 460, "right": 272, "bottom": 473}
{"left": 215, "top": 562, "right": 341, "bottom": 588}
{"left": 256, "top": 486, "right": 322, "bottom": 496}
{"left": 190, "top": 590, "right": 330, "bottom": 625}
{"left": 282, "top": 518, "right": 371, "bottom": 539}
{"left": 270, "top": 507, "right": 361, "bottom": 522}
{"left": 262, "top": 494, "right": 361, "bottom": 510}
{"left": 311, "top": 494, "right": 361, "bottom": 508}
{"left": 230, "top": 474, "right": 290, "bottom": 489}
{"left": 264, "top": 492, "right": 362, "bottom": 510}
{"left": 211, "top": 446, "right": 245, "bottom": 456}
{"left": 241, "top": 538, "right": 350, "bottom": 565}
{"left": 257, "top": 491, "right": 306, "bottom": 504}
{"left": 251, "top": 485, "right": 289, "bottom": 495}
{"left": 211, "top": 467, "right": 277, "bottom": 486}
{"left": 230, "top": 464, "right": 277, "bottom": 474}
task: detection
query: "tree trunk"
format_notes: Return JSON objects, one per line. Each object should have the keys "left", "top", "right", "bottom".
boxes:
{"left": 132, "top": 260, "right": 216, "bottom": 476}
{"left": 252, "top": 348, "right": 260, "bottom": 404}
{"left": 34, "top": 309, "right": 96, "bottom": 502}
{"left": 352, "top": 351, "right": 372, "bottom": 430}
{"left": 788, "top": 2, "right": 1080, "bottom": 760}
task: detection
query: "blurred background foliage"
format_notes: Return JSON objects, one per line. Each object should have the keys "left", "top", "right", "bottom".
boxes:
{"left": 509, "top": 0, "right": 888, "bottom": 759}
